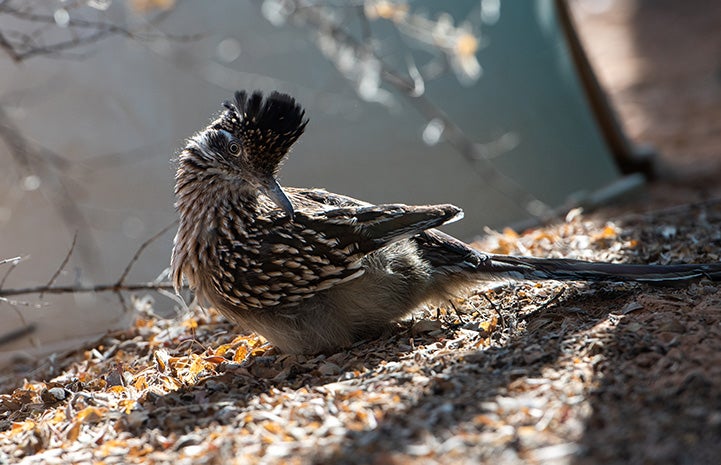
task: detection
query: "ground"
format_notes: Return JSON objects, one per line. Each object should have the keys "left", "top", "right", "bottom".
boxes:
{"left": 2, "top": 1, "right": 721, "bottom": 464}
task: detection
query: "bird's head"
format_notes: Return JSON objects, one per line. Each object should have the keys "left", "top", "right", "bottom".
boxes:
{"left": 178, "top": 90, "right": 308, "bottom": 219}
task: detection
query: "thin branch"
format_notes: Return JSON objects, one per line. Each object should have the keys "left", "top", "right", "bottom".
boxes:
{"left": 0, "top": 295, "right": 45, "bottom": 308}
{"left": 9, "top": 28, "right": 119, "bottom": 62}
{"left": 116, "top": 290, "right": 129, "bottom": 314}
{"left": 117, "top": 220, "right": 178, "bottom": 286}
{"left": 0, "top": 223, "right": 179, "bottom": 301}
{"left": 0, "top": 29, "right": 19, "bottom": 61}
{"left": 0, "top": 280, "right": 176, "bottom": 298}
{"left": 0, "top": 1, "right": 200, "bottom": 62}
{"left": 0, "top": 255, "right": 23, "bottom": 289}
{"left": 0, "top": 323, "right": 36, "bottom": 346}
{"left": 40, "top": 232, "right": 77, "bottom": 298}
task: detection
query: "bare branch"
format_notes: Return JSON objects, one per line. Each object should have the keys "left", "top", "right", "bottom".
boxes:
{"left": 0, "top": 295, "right": 45, "bottom": 307}
{"left": 0, "top": 255, "right": 23, "bottom": 289}
{"left": 0, "top": 280, "right": 176, "bottom": 299}
{"left": 40, "top": 232, "right": 77, "bottom": 298}
{"left": 0, "top": 323, "right": 36, "bottom": 346}
{"left": 117, "top": 221, "right": 178, "bottom": 286}
{"left": 0, "top": 29, "right": 19, "bottom": 61}
{"left": 0, "top": 224, "right": 179, "bottom": 301}
{"left": 0, "top": 1, "right": 200, "bottom": 63}
{"left": 0, "top": 290, "right": 41, "bottom": 349}
{"left": 116, "top": 290, "right": 130, "bottom": 314}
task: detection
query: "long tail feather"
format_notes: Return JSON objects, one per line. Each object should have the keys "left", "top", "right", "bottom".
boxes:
{"left": 483, "top": 255, "right": 721, "bottom": 283}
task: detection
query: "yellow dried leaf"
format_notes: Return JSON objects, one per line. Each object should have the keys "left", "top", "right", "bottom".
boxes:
{"left": 203, "top": 356, "right": 226, "bottom": 364}
{"left": 234, "top": 345, "right": 250, "bottom": 363}
{"left": 51, "top": 410, "right": 67, "bottom": 424}
{"left": 251, "top": 346, "right": 269, "bottom": 357}
{"left": 479, "top": 317, "right": 497, "bottom": 333}
{"left": 160, "top": 374, "right": 182, "bottom": 391}
{"left": 133, "top": 375, "right": 148, "bottom": 391}
{"left": 119, "top": 399, "right": 136, "bottom": 415}
{"left": 182, "top": 317, "right": 198, "bottom": 330}
{"left": 10, "top": 420, "right": 35, "bottom": 436}
{"left": 134, "top": 317, "right": 154, "bottom": 328}
{"left": 472, "top": 414, "right": 498, "bottom": 427}
{"left": 167, "top": 356, "right": 183, "bottom": 369}
{"left": 99, "top": 439, "right": 133, "bottom": 457}
{"left": 128, "top": 443, "right": 153, "bottom": 457}
{"left": 76, "top": 406, "right": 107, "bottom": 423}
{"left": 154, "top": 349, "right": 169, "bottom": 372}
{"left": 593, "top": 224, "right": 619, "bottom": 241}
{"left": 532, "top": 231, "right": 556, "bottom": 243}
{"left": 263, "top": 421, "right": 283, "bottom": 435}
{"left": 107, "top": 385, "right": 126, "bottom": 395}
{"left": 187, "top": 354, "right": 206, "bottom": 378}
{"left": 355, "top": 410, "right": 369, "bottom": 422}
{"left": 84, "top": 378, "right": 107, "bottom": 391}
{"left": 213, "top": 343, "right": 233, "bottom": 356}
{"left": 230, "top": 334, "right": 253, "bottom": 345}
{"left": 66, "top": 421, "right": 81, "bottom": 442}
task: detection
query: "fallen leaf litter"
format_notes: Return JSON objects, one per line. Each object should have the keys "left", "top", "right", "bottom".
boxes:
{"left": 2, "top": 202, "right": 721, "bottom": 464}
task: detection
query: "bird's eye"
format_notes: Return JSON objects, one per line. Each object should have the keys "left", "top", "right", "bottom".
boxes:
{"left": 228, "top": 141, "right": 241, "bottom": 155}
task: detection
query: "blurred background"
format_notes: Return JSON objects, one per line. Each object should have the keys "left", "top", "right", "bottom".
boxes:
{"left": 1, "top": 0, "right": 719, "bottom": 362}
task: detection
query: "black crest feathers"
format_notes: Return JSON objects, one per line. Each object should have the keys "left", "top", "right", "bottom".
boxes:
{"left": 221, "top": 90, "right": 308, "bottom": 176}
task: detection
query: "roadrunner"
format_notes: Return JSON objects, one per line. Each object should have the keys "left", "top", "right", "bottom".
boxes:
{"left": 171, "top": 90, "right": 721, "bottom": 353}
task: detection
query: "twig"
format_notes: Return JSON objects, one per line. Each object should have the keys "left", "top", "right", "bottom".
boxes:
{"left": 0, "top": 224, "right": 179, "bottom": 300}
{"left": 116, "top": 291, "right": 129, "bottom": 314}
{"left": 0, "top": 281, "right": 176, "bottom": 298}
{"left": 0, "top": 295, "right": 45, "bottom": 308}
{"left": 0, "top": 295, "right": 42, "bottom": 353}
{"left": 112, "top": 221, "right": 178, "bottom": 313}
{"left": 0, "top": 323, "right": 36, "bottom": 346}
{"left": 0, "top": 255, "right": 23, "bottom": 289}
{"left": 0, "top": 1, "right": 200, "bottom": 62}
{"left": 536, "top": 286, "right": 567, "bottom": 312}
{"left": 478, "top": 290, "right": 506, "bottom": 328}
{"left": 40, "top": 232, "right": 77, "bottom": 298}
{"left": 117, "top": 221, "right": 178, "bottom": 286}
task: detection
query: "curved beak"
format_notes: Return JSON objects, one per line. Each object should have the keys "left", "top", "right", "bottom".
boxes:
{"left": 261, "top": 178, "right": 295, "bottom": 220}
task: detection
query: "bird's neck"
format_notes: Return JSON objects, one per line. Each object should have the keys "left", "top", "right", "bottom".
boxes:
{"left": 174, "top": 157, "right": 260, "bottom": 217}
{"left": 171, "top": 161, "right": 257, "bottom": 291}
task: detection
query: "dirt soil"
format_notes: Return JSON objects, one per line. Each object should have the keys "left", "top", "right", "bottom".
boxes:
{"left": 2, "top": 1, "right": 721, "bottom": 464}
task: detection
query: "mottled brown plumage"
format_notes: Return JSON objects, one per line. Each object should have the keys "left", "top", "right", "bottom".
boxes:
{"left": 172, "top": 90, "right": 721, "bottom": 354}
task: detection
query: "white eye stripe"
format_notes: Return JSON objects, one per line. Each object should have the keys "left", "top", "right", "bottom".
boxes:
{"left": 219, "top": 129, "right": 241, "bottom": 155}
{"left": 218, "top": 129, "right": 235, "bottom": 142}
